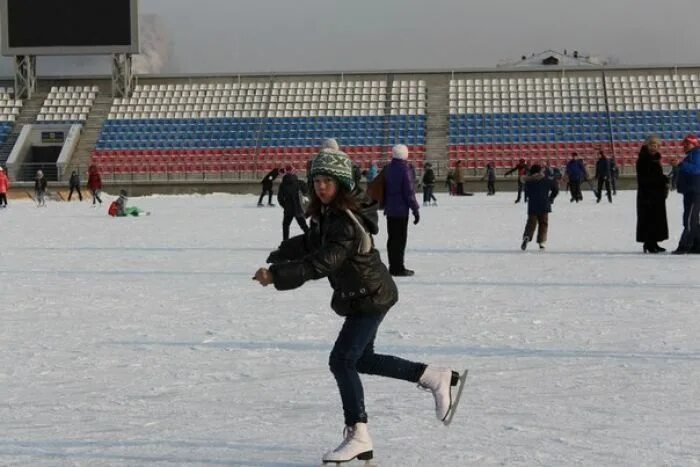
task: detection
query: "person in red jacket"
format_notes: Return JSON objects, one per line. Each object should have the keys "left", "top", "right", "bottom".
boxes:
{"left": 0, "top": 167, "right": 9, "bottom": 208}
{"left": 87, "top": 164, "right": 103, "bottom": 206}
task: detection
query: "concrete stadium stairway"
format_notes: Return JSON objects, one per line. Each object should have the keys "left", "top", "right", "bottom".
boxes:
{"left": 0, "top": 93, "right": 46, "bottom": 166}
{"left": 423, "top": 74, "right": 450, "bottom": 173}
{"left": 65, "top": 94, "right": 113, "bottom": 180}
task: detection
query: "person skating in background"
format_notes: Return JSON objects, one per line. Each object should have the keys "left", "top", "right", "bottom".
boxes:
{"left": 421, "top": 162, "right": 437, "bottom": 206}
{"left": 595, "top": 151, "right": 613, "bottom": 203}
{"left": 504, "top": 158, "right": 529, "bottom": 203}
{"left": 34, "top": 170, "right": 47, "bottom": 207}
{"left": 636, "top": 136, "right": 669, "bottom": 254}
{"left": 68, "top": 170, "right": 83, "bottom": 201}
{"left": 481, "top": 162, "right": 496, "bottom": 195}
{"left": 669, "top": 157, "right": 680, "bottom": 191}
{"left": 565, "top": 153, "right": 586, "bottom": 202}
{"left": 277, "top": 164, "right": 310, "bottom": 241}
{"left": 453, "top": 159, "right": 466, "bottom": 195}
{"left": 258, "top": 167, "right": 280, "bottom": 207}
{"left": 520, "top": 164, "right": 559, "bottom": 251}
{"left": 445, "top": 169, "right": 455, "bottom": 195}
{"left": 352, "top": 163, "right": 363, "bottom": 189}
{"left": 254, "top": 148, "right": 465, "bottom": 465}
{"left": 0, "top": 167, "right": 9, "bottom": 208}
{"left": 609, "top": 155, "right": 620, "bottom": 195}
{"left": 383, "top": 144, "right": 420, "bottom": 276}
{"left": 87, "top": 164, "right": 103, "bottom": 206}
{"left": 673, "top": 134, "right": 700, "bottom": 254}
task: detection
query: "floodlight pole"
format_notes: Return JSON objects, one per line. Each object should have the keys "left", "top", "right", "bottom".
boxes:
{"left": 14, "top": 55, "right": 37, "bottom": 99}
{"left": 112, "top": 53, "right": 134, "bottom": 98}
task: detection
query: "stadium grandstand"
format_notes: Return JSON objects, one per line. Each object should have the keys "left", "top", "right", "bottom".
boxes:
{"left": 2, "top": 65, "right": 700, "bottom": 191}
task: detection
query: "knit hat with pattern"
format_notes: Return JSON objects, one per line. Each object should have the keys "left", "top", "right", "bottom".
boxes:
{"left": 310, "top": 148, "right": 355, "bottom": 191}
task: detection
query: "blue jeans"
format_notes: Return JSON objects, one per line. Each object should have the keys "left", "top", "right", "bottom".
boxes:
{"left": 329, "top": 311, "right": 427, "bottom": 426}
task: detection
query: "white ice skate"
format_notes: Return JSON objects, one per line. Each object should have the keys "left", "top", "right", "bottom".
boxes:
{"left": 322, "top": 423, "right": 373, "bottom": 465}
{"left": 419, "top": 366, "right": 468, "bottom": 426}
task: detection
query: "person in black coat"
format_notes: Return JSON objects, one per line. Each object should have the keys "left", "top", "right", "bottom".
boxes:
{"left": 520, "top": 164, "right": 559, "bottom": 250}
{"left": 481, "top": 162, "right": 496, "bottom": 195}
{"left": 422, "top": 162, "right": 437, "bottom": 205}
{"left": 277, "top": 165, "right": 310, "bottom": 240}
{"left": 636, "top": 136, "right": 669, "bottom": 253}
{"left": 595, "top": 151, "right": 613, "bottom": 203}
{"left": 68, "top": 170, "right": 83, "bottom": 201}
{"left": 253, "top": 149, "right": 462, "bottom": 463}
{"left": 258, "top": 167, "right": 280, "bottom": 206}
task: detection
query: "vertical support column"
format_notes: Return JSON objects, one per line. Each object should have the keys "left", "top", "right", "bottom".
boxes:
{"left": 14, "top": 55, "right": 37, "bottom": 99}
{"left": 112, "top": 53, "right": 134, "bottom": 98}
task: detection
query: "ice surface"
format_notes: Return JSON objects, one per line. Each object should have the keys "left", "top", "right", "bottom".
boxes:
{"left": 1, "top": 191, "right": 698, "bottom": 466}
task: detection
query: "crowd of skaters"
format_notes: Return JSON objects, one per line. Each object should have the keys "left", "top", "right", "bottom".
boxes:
{"left": 0, "top": 133, "right": 697, "bottom": 254}
{"left": 258, "top": 134, "right": 700, "bottom": 256}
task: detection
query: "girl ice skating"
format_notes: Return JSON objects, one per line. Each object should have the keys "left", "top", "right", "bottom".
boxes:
{"left": 253, "top": 148, "right": 466, "bottom": 465}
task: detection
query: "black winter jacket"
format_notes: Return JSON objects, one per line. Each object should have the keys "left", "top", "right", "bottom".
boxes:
{"left": 35, "top": 177, "right": 47, "bottom": 192}
{"left": 422, "top": 168, "right": 436, "bottom": 185}
{"left": 277, "top": 173, "right": 304, "bottom": 215}
{"left": 523, "top": 173, "right": 559, "bottom": 215}
{"left": 261, "top": 168, "right": 280, "bottom": 188}
{"left": 267, "top": 190, "right": 398, "bottom": 316}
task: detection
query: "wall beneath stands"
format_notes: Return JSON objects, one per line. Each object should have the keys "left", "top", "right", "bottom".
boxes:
{"left": 7, "top": 175, "right": 642, "bottom": 198}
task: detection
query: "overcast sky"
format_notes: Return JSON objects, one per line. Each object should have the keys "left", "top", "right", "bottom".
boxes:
{"left": 1, "top": 0, "right": 699, "bottom": 76}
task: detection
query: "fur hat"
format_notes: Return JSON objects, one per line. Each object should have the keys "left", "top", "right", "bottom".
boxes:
{"left": 392, "top": 144, "right": 409, "bottom": 160}
{"left": 310, "top": 148, "right": 355, "bottom": 191}
{"left": 320, "top": 138, "right": 340, "bottom": 151}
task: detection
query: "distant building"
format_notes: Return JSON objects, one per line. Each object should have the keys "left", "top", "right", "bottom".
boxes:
{"left": 497, "top": 49, "right": 608, "bottom": 68}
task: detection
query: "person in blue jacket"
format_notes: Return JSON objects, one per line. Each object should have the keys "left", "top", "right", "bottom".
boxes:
{"left": 520, "top": 164, "right": 559, "bottom": 251}
{"left": 673, "top": 134, "right": 700, "bottom": 254}
{"left": 565, "top": 153, "right": 586, "bottom": 202}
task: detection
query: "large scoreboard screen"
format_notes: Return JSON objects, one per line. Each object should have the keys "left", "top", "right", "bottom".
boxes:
{"left": 1, "top": 0, "right": 139, "bottom": 55}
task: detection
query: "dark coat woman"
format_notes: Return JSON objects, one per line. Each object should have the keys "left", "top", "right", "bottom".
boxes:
{"left": 636, "top": 137, "right": 669, "bottom": 252}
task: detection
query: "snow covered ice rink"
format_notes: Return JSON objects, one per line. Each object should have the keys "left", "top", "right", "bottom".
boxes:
{"left": 1, "top": 191, "right": 698, "bottom": 466}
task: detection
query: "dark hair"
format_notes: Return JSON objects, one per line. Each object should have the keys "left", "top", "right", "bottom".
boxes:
{"left": 306, "top": 183, "right": 360, "bottom": 218}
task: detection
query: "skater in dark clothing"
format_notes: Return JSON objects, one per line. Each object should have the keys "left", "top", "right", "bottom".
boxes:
{"left": 636, "top": 136, "right": 669, "bottom": 253}
{"left": 669, "top": 158, "right": 680, "bottom": 191}
{"left": 258, "top": 168, "right": 280, "bottom": 206}
{"left": 453, "top": 159, "right": 466, "bottom": 195}
{"left": 254, "top": 148, "right": 464, "bottom": 465}
{"left": 421, "top": 162, "right": 437, "bottom": 206}
{"left": 610, "top": 156, "right": 620, "bottom": 195}
{"left": 277, "top": 165, "right": 310, "bottom": 240}
{"left": 520, "top": 164, "right": 559, "bottom": 250}
{"left": 35, "top": 170, "right": 47, "bottom": 207}
{"left": 68, "top": 170, "right": 83, "bottom": 201}
{"left": 504, "top": 159, "right": 529, "bottom": 203}
{"left": 673, "top": 134, "right": 700, "bottom": 254}
{"left": 481, "top": 162, "right": 496, "bottom": 195}
{"left": 383, "top": 144, "right": 420, "bottom": 276}
{"left": 87, "top": 164, "right": 103, "bottom": 206}
{"left": 595, "top": 151, "right": 613, "bottom": 203}
{"left": 565, "top": 153, "right": 586, "bottom": 202}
